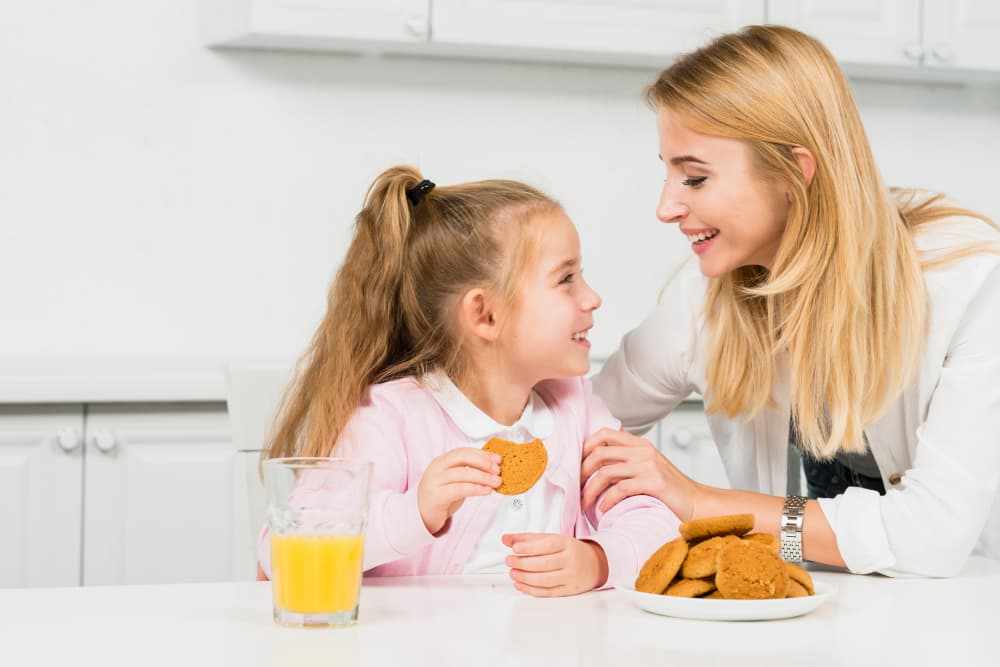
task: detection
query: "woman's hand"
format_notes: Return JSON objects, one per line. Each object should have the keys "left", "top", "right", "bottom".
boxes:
{"left": 581, "top": 427, "right": 701, "bottom": 521}
{"left": 502, "top": 533, "right": 608, "bottom": 597}
{"left": 418, "top": 447, "right": 502, "bottom": 535}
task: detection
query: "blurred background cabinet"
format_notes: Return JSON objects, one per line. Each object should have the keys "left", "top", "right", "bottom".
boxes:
{"left": 202, "top": 0, "right": 431, "bottom": 48}
{"left": 0, "top": 403, "right": 236, "bottom": 588}
{"left": 769, "top": 0, "right": 1000, "bottom": 72}
{"left": 431, "top": 0, "right": 765, "bottom": 62}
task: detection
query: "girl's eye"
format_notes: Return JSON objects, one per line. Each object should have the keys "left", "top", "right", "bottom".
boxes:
{"left": 559, "top": 273, "right": 575, "bottom": 285}
{"left": 682, "top": 176, "right": 707, "bottom": 187}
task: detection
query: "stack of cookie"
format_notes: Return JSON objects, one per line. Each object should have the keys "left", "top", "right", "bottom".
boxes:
{"left": 635, "top": 513, "right": 814, "bottom": 600}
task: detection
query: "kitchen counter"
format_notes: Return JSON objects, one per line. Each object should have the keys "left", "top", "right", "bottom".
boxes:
{"left": 0, "top": 356, "right": 699, "bottom": 405}
{"left": 0, "top": 357, "right": 230, "bottom": 403}
{"left": 3, "top": 557, "right": 999, "bottom": 666}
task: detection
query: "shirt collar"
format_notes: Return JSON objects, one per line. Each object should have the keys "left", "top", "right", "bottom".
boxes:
{"left": 424, "top": 372, "right": 554, "bottom": 441}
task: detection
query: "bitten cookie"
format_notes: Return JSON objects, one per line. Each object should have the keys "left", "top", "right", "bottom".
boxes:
{"left": 482, "top": 437, "right": 547, "bottom": 495}
{"left": 635, "top": 537, "right": 689, "bottom": 594}
{"left": 665, "top": 578, "right": 716, "bottom": 598}
{"left": 680, "top": 535, "right": 740, "bottom": 579}
{"left": 715, "top": 540, "right": 789, "bottom": 600}
{"left": 679, "top": 513, "right": 755, "bottom": 542}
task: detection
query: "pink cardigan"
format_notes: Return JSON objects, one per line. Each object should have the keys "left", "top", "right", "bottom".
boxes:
{"left": 259, "top": 376, "right": 680, "bottom": 586}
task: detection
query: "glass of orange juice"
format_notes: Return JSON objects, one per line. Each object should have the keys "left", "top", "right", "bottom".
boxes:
{"left": 263, "top": 457, "right": 372, "bottom": 628}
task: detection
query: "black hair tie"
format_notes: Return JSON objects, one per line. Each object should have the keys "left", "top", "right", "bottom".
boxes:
{"left": 406, "top": 179, "right": 435, "bottom": 206}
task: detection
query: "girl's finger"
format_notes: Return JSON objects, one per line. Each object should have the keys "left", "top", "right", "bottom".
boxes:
{"left": 506, "top": 533, "right": 564, "bottom": 556}
{"left": 439, "top": 482, "right": 495, "bottom": 503}
{"left": 439, "top": 466, "right": 502, "bottom": 488}
{"left": 506, "top": 551, "right": 564, "bottom": 573}
{"left": 440, "top": 447, "right": 502, "bottom": 474}
{"left": 512, "top": 580, "right": 571, "bottom": 598}
{"left": 509, "top": 567, "right": 566, "bottom": 589}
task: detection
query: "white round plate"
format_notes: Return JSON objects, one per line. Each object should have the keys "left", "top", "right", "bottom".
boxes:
{"left": 615, "top": 579, "right": 835, "bottom": 621}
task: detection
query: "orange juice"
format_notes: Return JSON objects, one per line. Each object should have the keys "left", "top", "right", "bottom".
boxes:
{"left": 270, "top": 534, "right": 365, "bottom": 614}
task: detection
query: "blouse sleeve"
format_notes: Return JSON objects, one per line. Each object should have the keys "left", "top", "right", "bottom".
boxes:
{"left": 591, "top": 261, "right": 705, "bottom": 435}
{"left": 818, "top": 263, "right": 1000, "bottom": 577}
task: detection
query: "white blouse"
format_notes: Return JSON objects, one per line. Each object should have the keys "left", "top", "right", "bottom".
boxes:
{"left": 593, "top": 218, "right": 1000, "bottom": 577}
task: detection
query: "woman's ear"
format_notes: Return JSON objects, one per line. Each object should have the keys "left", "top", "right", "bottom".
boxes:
{"left": 791, "top": 146, "right": 816, "bottom": 187}
{"left": 458, "top": 288, "right": 499, "bottom": 343}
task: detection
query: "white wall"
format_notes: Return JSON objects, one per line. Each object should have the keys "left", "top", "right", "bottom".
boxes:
{"left": 2, "top": 1, "right": 999, "bottom": 363}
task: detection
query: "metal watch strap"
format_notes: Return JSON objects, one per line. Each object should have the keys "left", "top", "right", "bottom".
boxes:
{"left": 780, "top": 495, "right": 808, "bottom": 563}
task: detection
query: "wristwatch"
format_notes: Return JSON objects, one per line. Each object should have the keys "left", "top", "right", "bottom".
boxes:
{"left": 780, "top": 495, "right": 808, "bottom": 563}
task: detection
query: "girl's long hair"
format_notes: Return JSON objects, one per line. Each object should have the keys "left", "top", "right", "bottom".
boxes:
{"left": 647, "top": 25, "right": 996, "bottom": 458}
{"left": 264, "top": 166, "right": 560, "bottom": 460}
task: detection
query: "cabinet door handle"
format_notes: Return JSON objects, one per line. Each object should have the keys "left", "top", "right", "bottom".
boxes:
{"left": 56, "top": 427, "right": 82, "bottom": 453}
{"left": 671, "top": 428, "right": 695, "bottom": 449}
{"left": 931, "top": 44, "right": 955, "bottom": 63}
{"left": 404, "top": 15, "right": 428, "bottom": 39}
{"left": 903, "top": 42, "right": 924, "bottom": 62}
{"left": 92, "top": 429, "right": 118, "bottom": 454}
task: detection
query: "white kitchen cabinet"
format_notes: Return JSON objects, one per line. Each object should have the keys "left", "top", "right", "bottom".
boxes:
{"left": 654, "top": 401, "right": 730, "bottom": 490}
{"left": 0, "top": 406, "right": 84, "bottom": 588}
{"left": 767, "top": 1, "right": 920, "bottom": 67}
{"left": 202, "top": 0, "right": 430, "bottom": 50}
{"left": 431, "top": 0, "right": 765, "bottom": 64}
{"left": 769, "top": 0, "right": 1000, "bottom": 73}
{"left": 82, "top": 403, "right": 236, "bottom": 586}
{"left": 0, "top": 402, "right": 237, "bottom": 588}
{"left": 923, "top": 0, "right": 1000, "bottom": 71}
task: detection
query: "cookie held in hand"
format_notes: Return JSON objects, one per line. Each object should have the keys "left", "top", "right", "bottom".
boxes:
{"left": 482, "top": 437, "right": 547, "bottom": 495}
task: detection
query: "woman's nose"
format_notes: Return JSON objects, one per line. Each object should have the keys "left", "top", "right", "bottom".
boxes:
{"left": 656, "top": 182, "right": 687, "bottom": 224}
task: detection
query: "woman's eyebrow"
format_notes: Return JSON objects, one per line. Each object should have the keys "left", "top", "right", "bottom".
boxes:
{"left": 657, "top": 153, "right": 710, "bottom": 166}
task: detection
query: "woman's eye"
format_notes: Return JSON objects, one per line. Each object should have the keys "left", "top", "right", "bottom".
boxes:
{"left": 682, "top": 176, "right": 707, "bottom": 187}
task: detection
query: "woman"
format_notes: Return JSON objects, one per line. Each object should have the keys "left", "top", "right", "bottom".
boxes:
{"left": 583, "top": 25, "right": 1000, "bottom": 577}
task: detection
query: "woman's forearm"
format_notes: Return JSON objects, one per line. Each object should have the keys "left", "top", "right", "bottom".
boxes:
{"left": 691, "top": 483, "right": 847, "bottom": 568}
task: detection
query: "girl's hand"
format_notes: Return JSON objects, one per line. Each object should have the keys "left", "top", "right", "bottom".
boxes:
{"left": 502, "top": 533, "right": 608, "bottom": 597}
{"left": 580, "top": 427, "right": 700, "bottom": 521}
{"left": 418, "top": 447, "right": 502, "bottom": 535}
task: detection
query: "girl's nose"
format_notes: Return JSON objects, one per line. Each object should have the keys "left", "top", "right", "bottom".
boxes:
{"left": 656, "top": 182, "right": 688, "bottom": 224}
{"left": 582, "top": 280, "right": 602, "bottom": 311}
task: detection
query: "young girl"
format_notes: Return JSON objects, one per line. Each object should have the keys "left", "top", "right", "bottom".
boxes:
{"left": 257, "top": 166, "right": 680, "bottom": 596}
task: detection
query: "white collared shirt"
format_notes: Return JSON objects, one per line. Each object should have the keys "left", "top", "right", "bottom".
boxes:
{"left": 424, "top": 373, "right": 565, "bottom": 574}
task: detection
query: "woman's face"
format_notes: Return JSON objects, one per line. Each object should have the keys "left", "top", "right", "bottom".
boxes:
{"left": 656, "top": 108, "right": 790, "bottom": 278}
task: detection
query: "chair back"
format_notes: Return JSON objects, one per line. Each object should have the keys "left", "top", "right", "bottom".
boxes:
{"left": 224, "top": 360, "right": 295, "bottom": 578}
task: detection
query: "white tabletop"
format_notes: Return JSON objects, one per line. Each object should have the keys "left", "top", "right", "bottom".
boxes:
{"left": 3, "top": 557, "right": 1000, "bottom": 666}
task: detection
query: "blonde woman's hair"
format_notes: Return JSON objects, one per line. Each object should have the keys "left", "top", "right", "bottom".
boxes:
{"left": 647, "top": 25, "right": 996, "bottom": 459}
{"left": 265, "top": 166, "right": 561, "bottom": 460}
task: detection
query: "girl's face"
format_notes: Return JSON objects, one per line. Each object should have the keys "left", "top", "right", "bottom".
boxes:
{"left": 502, "top": 212, "right": 602, "bottom": 384}
{"left": 655, "top": 108, "right": 791, "bottom": 278}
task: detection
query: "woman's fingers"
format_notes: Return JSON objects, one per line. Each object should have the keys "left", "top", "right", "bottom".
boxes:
{"left": 581, "top": 427, "right": 639, "bottom": 458}
{"left": 580, "top": 461, "right": 643, "bottom": 510}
